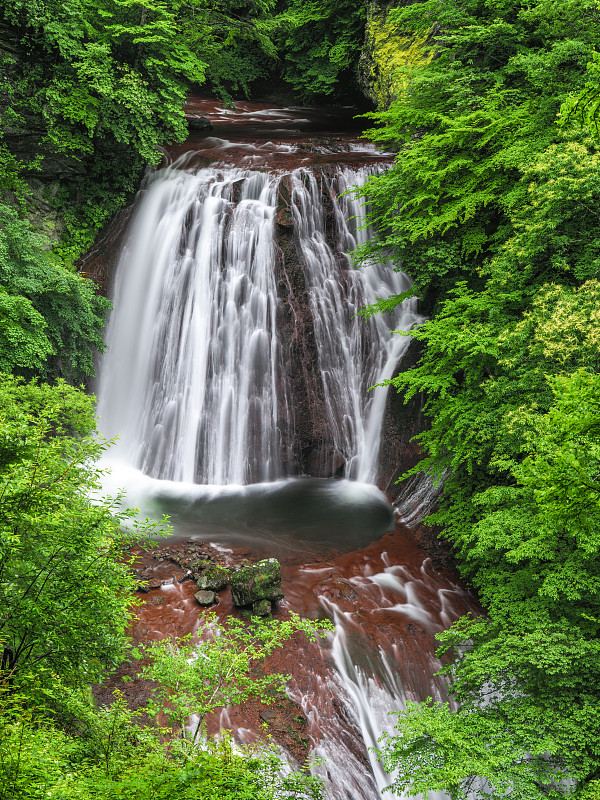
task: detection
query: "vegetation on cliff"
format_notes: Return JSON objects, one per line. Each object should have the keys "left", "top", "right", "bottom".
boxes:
{"left": 358, "top": 1, "right": 600, "bottom": 797}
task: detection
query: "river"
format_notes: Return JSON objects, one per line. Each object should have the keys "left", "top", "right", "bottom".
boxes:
{"left": 93, "top": 98, "right": 478, "bottom": 799}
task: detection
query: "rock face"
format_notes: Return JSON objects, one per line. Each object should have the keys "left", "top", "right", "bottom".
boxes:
{"left": 230, "top": 559, "right": 284, "bottom": 616}
{"left": 358, "top": 2, "right": 435, "bottom": 110}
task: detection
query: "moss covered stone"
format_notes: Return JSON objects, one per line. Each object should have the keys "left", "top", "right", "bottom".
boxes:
{"left": 196, "top": 565, "right": 231, "bottom": 592}
{"left": 252, "top": 599, "right": 272, "bottom": 617}
{"left": 229, "top": 559, "right": 283, "bottom": 608}
{"left": 359, "top": 4, "right": 434, "bottom": 109}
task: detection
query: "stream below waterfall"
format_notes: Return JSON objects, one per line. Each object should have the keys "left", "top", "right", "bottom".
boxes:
{"left": 93, "top": 99, "right": 478, "bottom": 799}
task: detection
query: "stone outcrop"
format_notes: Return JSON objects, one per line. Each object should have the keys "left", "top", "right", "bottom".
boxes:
{"left": 377, "top": 337, "right": 427, "bottom": 500}
{"left": 358, "top": 2, "right": 435, "bottom": 110}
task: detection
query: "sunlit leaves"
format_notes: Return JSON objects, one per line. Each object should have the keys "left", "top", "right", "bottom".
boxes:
{"left": 0, "top": 375, "right": 157, "bottom": 685}
{"left": 140, "top": 614, "right": 331, "bottom": 742}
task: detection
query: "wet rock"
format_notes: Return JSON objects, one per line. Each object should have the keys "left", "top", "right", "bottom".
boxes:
{"left": 188, "top": 557, "right": 211, "bottom": 573}
{"left": 196, "top": 565, "right": 231, "bottom": 592}
{"left": 276, "top": 207, "right": 294, "bottom": 228}
{"left": 252, "top": 599, "right": 272, "bottom": 617}
{"left": 259, "top": 708, "right": 288, "bottom": 731}
{"left": 332, "top": 580, "right": 357, "bottom": 600}
{"left": 187, "top": 115, "right": 212, "bottom": 131}
{"left": 194, "top": 590, "right": 216, "bottom": 606}
{"left": 230, "top": 558, "right": 284, "bottom": 608}
{"left": 137, "top": 577, "right": 163, "bottom": 592}
{"left": 146, "top": 594, "right": 166, "bottom": 606}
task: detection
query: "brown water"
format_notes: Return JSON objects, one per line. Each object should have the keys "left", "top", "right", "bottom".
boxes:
{"left": 166, "top": 97, "right": 393, "bottom": 171}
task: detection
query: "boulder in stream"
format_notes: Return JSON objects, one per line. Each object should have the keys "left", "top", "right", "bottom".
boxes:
{"left": 194, "top": 590, "right": 216, "bottom": 606}
{"left": 230, "top": 558, "right": 283, "bottom": 611}
{"left": 186, "top": 115, "right": 212, "bottom": 131}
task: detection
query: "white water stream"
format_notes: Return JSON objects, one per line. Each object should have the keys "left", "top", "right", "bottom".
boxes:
{"left": 291, "top": 167, "right": 417, "bottom": 483}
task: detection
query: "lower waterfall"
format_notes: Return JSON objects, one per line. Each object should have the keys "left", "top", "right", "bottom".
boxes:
{"left": 94, "top": 101, "right": 473, "bottom": 800}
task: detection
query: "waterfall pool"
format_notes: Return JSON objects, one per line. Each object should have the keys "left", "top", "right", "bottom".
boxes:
{"left": 98, "top": 461, "right": 395, "bottom": 554}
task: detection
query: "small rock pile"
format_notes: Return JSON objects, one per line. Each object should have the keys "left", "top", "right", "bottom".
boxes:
{"left": 134, "top": 541, "right": 284, "bottom": 617}
{"left": 190, "top": 561, "right": 231, "bottom": 607}
{"left": 192, "top": 558, "right": 284, "bottom": 617}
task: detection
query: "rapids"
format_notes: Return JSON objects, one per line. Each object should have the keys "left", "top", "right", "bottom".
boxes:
{"left": 94, "top": 99, "right": 476, "bottom": 799}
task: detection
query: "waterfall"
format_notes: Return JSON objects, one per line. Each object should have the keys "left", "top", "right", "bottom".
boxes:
{"left": 92, "top": 117, "right": 466, "bottom": 800}
{"left": 97, "top": 167, "right": 291, "bottom": 484}
{"left": 291, "top": 167, "right": 418, "bottom": 483}
{"left": 97, "top": 159, "right": 418, "bottom": 487}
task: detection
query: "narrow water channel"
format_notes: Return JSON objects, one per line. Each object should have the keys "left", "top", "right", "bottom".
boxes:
{"left": 94, "top": 99, "right": 477, "bottom": 799}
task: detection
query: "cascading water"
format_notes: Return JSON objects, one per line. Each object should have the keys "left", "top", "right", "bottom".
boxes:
{"left": 97, "top": 168, "right": 291, "bottom": 484}
{"left": 94, "top": 101, "right": 470, "bottom": 800}
{"left": 97, "top": 161, "right": 418, "bottom": 487}
{"left": 291, "top": 167, "right": 418, "bottom": 483}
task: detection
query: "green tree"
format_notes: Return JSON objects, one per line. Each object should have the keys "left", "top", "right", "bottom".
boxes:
{"left": 378, "top": 370, "right": 600, "bottom": 798}
{"left": 0, "top": 0, "right": 285, "bottom": 262}
{"left": 357, "top": 3, "right": 600, "bottom": 794}
{"left": 0, "top": 203, "right": 109, "bottom": 382}
{"left": 0, "top": 374, "right": 154, "bottom": 686}
{"left": 356, "top": 0, "right": 600, "bottom": 308}
{"left": 277, "top": 0, "right": 366, "bottom": 100}
{"left": 139, "top": 614, "right": 331, "bottom": 743}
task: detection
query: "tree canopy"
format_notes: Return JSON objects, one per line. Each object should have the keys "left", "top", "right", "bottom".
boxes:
{"left": 358, "top": 1, "right": 600, "bottom": 797}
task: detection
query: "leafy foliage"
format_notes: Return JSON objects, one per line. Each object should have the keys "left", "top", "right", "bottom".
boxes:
{"left": 277, "top": 0, "right": 366, "bottom": 100}
{"left": 358, "top": 1, "right": 600, "bottom": 796}
{"left": 356, "top": 0, "right": 600, "bottom": 307}
{"left": 0, "top": 374, "right": 156, "bottom": 686}
{"left": 379, "top": 371, "right": 600, "bottom": 799}
{"left": 140, "top": 613, "right": 331, "bottom": 742}
{"left": 0, "top": 203, "right": 109, "bottom": 381}
{"left": 0, "top": 0, "right": 286, "bottom": 263}
{"left": 562, "top": 51, "right": 600, "bottom": 139}
{"left": 0, "top": 375, "right": 326, "bottom": 798}
{"left": 0, "top": 708, "right": 324, "bottom": 799}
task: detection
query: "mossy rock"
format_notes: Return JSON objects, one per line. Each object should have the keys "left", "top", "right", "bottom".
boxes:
{"left": 359, "top": 6, "right": 435, "bottom": 110}
{"left": 230, "top": 558, "right": 283, "bottom": 607}
{"left": 188, "top": 557, "right": 210, "bottom": 572}
{"left": 196, "top": 565, "right": 231, "bottom": 592}
{"left": 252, "top": 599, "right": 272, "bottom": 616}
